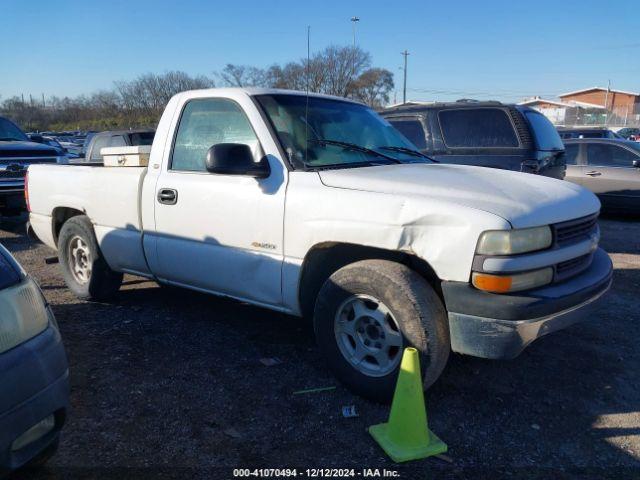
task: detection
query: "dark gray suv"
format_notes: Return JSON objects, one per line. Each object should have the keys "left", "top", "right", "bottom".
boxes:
{"left": 380, "top": 101, "right": 566, "bottom": 179}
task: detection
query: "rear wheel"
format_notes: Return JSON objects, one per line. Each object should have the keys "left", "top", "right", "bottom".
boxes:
{"left": 58, "top": 215, "right": 122, "bottom": 300}
{"left": 314, "top": 259, "right": 450, "bottom": 403}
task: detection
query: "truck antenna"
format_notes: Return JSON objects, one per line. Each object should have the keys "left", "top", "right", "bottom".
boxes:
{"left": 305, "top": 25, "right": 310, "bottom": 164}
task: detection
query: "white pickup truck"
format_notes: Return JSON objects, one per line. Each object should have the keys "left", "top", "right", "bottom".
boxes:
{"left": 27, "top": 88, "right": 613, "bottom": 401}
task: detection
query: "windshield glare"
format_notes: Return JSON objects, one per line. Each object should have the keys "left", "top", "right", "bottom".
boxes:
{"left": 0, "top": 118, "right": 28, "bottom": 141}
{"left": 256, "top": 94, "right": 421, "bottom": 169}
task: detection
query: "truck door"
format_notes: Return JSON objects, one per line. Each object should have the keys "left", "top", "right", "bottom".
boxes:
{"left": 151, "top": 96, "right": 287, "bottom": 307}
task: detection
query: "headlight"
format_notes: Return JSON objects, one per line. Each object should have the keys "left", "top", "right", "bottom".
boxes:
{"left": 0, "top": 278, "right": 49, "bottom": 354}
{"left": 476, "top": 226, "right": 552, "bottom": 255}
{"left": 472, "top": 267, "right": 553, "bottom": 293}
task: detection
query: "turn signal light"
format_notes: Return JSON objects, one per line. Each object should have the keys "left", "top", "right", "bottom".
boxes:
{"left": 472, "top": 267, "right": 553, "bottom": 293}
{"left": 472, "top": 273, "right": 513, "bottom": 293}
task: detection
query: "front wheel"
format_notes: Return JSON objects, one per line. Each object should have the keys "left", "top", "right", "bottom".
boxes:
{"left": 58, "top": 215, "right": 123, "bottom": 300}
{"left": 313, "top": 260, "right": 450, "bottom": 403}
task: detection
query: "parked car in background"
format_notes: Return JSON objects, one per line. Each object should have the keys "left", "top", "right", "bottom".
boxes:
{"left": 79, "top": 131, "right": 97, "bottom": 158}
{"left": 564, "top": 138, "right": 640, "bottom": 213}
{"left": 27, "top": 88, "right": 611, "bottom": 402}
{"left": 557, "top": 127, "right": 622, "bottom": 140}
{"left": 28, "top": 135, "right": 79, "bottom": 160}
{"left": 616, "top": 127, "right": 640, "bottom": 141}
{"left": 54, "top": 138, "right": 82, "bottom": 157}
{"left": 0, "top": 244, "right": 69, "bottom": 473}
{"left": 380, "top": 101, "right": 566, "bottom": 179}
{"left": 80, "top": 129, "right": 155, "bottom": 163}
{"left": 28, "top": 135, "right": 67, "bottom": 156}
{"left": 0, "top": 117, "right": 65, "bottom": 216}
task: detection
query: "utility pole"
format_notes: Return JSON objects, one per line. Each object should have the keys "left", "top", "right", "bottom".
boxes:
{"left": 350, "top": 16, "right": 360, "bottom": 48}
{"left": 603, "top": 79, "right": 611, "bottom": 126}
{"left": 401, "top": 50, "right": 409, "bottom": 104}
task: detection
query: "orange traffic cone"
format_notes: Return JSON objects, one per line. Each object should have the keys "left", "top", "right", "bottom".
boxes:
{"left": 368, "top": 347, "right": 447, "bottom": 462}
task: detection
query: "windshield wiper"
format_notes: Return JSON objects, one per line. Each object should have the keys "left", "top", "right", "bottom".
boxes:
{"left": 377, "top": 145, "right": 438, "bottom": 162}
{"left": 310, "top": 139, "right": 401, "bottom": 163}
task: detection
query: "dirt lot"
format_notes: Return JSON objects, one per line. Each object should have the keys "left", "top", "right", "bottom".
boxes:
{"left": 2, "top": 215, "right": 639, "bottom": 479}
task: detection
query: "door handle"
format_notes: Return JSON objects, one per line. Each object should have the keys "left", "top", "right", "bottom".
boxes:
{"left": 157, "top": 188, "right": 178, "bottom": 205}
{"left": 585, "top": 171, "right": 601, "bottom": 177}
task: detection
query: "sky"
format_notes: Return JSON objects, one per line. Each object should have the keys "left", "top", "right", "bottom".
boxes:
{"left": 1, "top": 0, "right": 638, "bottom": 104}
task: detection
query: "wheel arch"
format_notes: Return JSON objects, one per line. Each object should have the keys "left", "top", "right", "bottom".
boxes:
{"left": 52, "top": 207, "right": 86, "bottom": 246}
{"left": 297, "top": 241, "right": 442, "bottom": 319}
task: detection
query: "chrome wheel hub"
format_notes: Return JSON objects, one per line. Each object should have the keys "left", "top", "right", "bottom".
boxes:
{"left": 68, "top": 235, "right": 92, "bottom": 285}
{"left": 334, "top": 294, "right": 404, "bottom": 377}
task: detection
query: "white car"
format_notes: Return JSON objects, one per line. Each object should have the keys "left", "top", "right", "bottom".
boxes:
{"left": 26, "top": 88, "right": 612, "bottom": 401}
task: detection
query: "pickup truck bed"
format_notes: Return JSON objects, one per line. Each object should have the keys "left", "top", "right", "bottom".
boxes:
{"left": 28, "top": 165, "right": 150, "bottom": 275}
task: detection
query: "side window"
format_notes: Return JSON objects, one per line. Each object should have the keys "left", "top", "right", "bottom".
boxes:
{"left": 438, "top": 108, "right": 519, "bottom": 148}
{"left": 563, "top": 144, "right": 579, "bottom": 165}
{"left": 587, "top": 144, "right": 637, "bottom": 167}
{"left": 388, "top": 118, "right": 427, "bottom": 150}
{"left": 130, "top": 132, "right": 155, "bottom": 146}
{"left": 171, "top": 98, "right": 259, "bottom": 172}
{"left": 90, "top": 136, "right": 109, "bottom": 161}
{"left": 109, "top": 135, "right": 127, "bottom": 147}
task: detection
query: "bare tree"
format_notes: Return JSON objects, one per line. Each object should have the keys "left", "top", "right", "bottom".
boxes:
{"left": 217, "top": 64, "right": 268, "bottom": 87}
{"left": 0, "top": 46, "right": 394, "bottom": 132}
{"left": 352, "top": 68, "right": 395, "bottom": 107}
{"left": 216, "top": 46, "right": 387, "bottom": 101}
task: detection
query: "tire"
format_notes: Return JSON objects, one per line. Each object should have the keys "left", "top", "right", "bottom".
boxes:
{"left": 313, "top": 259, "right": 450, "bottom": 403}
{"left": 58, "top": 215, "right": 123, "bottom": 300}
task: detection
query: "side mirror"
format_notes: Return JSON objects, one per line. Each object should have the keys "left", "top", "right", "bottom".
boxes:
{"left": 633, "top": 160, "right": 639, "bottom": 168}
{"left": 205, "top": 143, "right": 270, "bottom": 178}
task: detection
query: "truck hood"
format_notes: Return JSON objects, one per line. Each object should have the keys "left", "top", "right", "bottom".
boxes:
{"left": 0, "top": 141, "right": 58, "bottom": 157}
{"left": 318, "top": 163, "right": 600, "bottom": 228}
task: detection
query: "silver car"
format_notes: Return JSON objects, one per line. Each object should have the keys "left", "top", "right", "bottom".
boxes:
{"left": 564, "top": 138, "right": 640, "bottom": 214}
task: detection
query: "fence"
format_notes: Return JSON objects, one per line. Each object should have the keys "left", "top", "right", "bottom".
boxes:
{"left": 552, "top": 105, "right": 640, "bottom": 128}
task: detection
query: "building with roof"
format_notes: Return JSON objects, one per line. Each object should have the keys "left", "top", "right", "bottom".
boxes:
{"left": 520, "top": 87, "right": 640, "bottom": 127}
{"left": 518, "top": 97, "right": 573, "bottom": 124}
{"left": 558, "top": 87, "right": 640, "bottom": 113}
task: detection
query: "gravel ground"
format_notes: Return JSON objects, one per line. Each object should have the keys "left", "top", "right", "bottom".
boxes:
{"left": 2, "top": 215, "right": 639, "bottom": 480}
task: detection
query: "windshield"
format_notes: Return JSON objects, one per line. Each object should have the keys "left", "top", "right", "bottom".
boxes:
{"left": 524, "top": 111, "right": 564, "bottom": 151}
{"left": 255, "top": 94, "right": 423, "bottom": 169}
{"left": 0, "top": 118, "right": 28, "bottom": 142}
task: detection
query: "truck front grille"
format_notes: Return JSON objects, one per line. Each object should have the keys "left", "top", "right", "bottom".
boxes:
{"left": 555, "top": 253, "right": 593, "bottom": 281}
{"left": 0, "top": 170, "right": 26, "bottom": 179}
{"left": 554, "top": 214, "right": 598, "bottom": 247}
{"left": 0, "top": 157, "right": 58, "bottom": 165}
